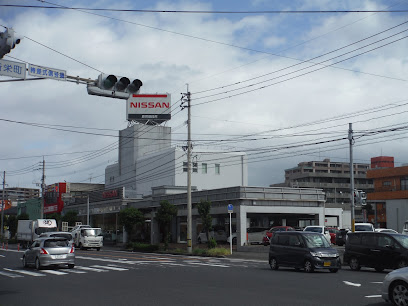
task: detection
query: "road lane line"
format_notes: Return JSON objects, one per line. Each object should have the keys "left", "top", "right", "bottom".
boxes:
{"left": 42, "top": 270, "right": 69, "bottom": 275}
{"left": 4, "top": 268, "right": 45, "bottom": 277}
{"left": 75, "top": 266, "right": 108, "bottom": 272}
{"left": 188, "top": 262, "right": 230, "bottom": 268}
{"left": 91, "top": 265, "right": 128, "bottom": 271}
{"left": 343, "top": 281, "right": 361, "bottom": 287}
{"left": 0, "top": 270, "right": 23, "bottom": 278}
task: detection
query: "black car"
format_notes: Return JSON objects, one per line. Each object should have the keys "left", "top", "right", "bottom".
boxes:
{"left": 269, "top": 231, "right": 341, "bottom": 273}
{"left": 335, "top": 228, "right": 349, "bottom": 246}
{"left": 343, "top": 232, "right": 408, "bottom": 272}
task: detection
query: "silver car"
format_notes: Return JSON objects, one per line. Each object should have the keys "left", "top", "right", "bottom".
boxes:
{"left": 382, "top": 267, "right": 408, "bottom": 305}
{"left": 39, "top": 231, "right": 74, "bottom": 246}
{"left": 22, "top": 237, "right": 75, "bottom": 270}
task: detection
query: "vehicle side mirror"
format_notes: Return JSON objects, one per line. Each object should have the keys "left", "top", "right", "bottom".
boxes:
{"left": 294, "top": 241, "right": 302, "bottom": 247}
{"left": 386, "top": 244, "right": 395, "bottom": 250}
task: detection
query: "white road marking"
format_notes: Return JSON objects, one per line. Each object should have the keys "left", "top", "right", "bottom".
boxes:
{"left": 343, "top": 281, "right": 361, "bottom": 287}
{"left": 75, "top": 266, "right": 108, "bottom": 272}
{"left": 0, "top": 270, "right": 23, "bottom": 278}
{"left": 4, "top": 268, "right": 45, "bottom": 277}
{"left": 188, "top": 262, "right": 230, "bottom": 268}
{"left": 365, "top": 295, "right": 382, "bottom": 298}
{"left": 64, "top": 269, "right": 87, "bottom": 274}
{"left": 42, "top": 270, "right": 69, "bottom": 275}
{"left": 91, "top": 265, "right": 128, "bottom": 271}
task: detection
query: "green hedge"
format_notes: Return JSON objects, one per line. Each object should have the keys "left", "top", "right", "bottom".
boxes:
{"left": 128, "top": 242, "right": 159, "bottom": 252}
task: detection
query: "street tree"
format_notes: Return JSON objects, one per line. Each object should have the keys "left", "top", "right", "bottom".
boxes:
{"left": 118, "top": 207, "right": 144, "bottom": 243}
{"left": 197, "top": 200, "right": 213, "bottom": 246}
{"left": 155, "top": 200, "right": 177, "bottom": 250}
{"left": 61, "top": 211, "right": 78, "bottom": 226}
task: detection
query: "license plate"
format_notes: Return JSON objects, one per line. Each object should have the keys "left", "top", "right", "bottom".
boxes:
{"left": 324, "top": 261, "right": 331, "bottom": 267}
{"left": 53, "top": 254, "right": 66, "bottom": 259}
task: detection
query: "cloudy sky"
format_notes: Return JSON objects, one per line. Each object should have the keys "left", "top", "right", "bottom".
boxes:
{"left": 1, "top": 0, "right": 408, "bottom": 190}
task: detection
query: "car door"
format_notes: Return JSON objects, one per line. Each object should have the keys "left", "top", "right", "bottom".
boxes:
{"left": 376, "top": 234, "right": 401, "bottom": 268}
{"left": 275, "top": 234, "right": 290, "bottom": 265}
{"left": 26, "top": 240, "right": 40, "bottom": 264}
{"left": 361, "top": 234, "right": 379, "bottom": 267}
{"left": 287, "top": 234, "right": 305, "bottom": 266}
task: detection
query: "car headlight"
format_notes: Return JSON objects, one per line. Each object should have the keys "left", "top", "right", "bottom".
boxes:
{"left": 310, "top": 252, "right": 321, "bottom": 257}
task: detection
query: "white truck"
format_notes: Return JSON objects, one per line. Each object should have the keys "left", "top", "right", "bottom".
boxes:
{"left": 17, "top": 219, "right": 58, "bottom": 246}
{"left": 72, "top": 227, "right": 103, "bottom": 251}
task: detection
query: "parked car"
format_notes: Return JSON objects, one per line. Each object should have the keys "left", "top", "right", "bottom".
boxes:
{"left": 381, "top": 267, "right": 408, "bottom": 305}
{"left": 344, "top": 232, "right": 408, "bottom": 272}
{"left": 262, "top": 226, "right": 295, "bottom": 246}
{"left": 335, "top": 228, "right": 349, "bottom": 246}
{"left": 197, "top": 229, "right": 227, "bottom": 244}
{"left": 22, "top": 237, "right": 75, "bottom": 270}
{"left": 39, "top": 231, "right": 74, "bottom": 246}
{"left": 354, "top": 222, "right": 375, "bottom": 232}
{"left": 327, "top": 228, "right": 339, "bottom": 244}
{"left": 269, "top": 231, "right": 341, "bottom": 273}
{"left": 246, "top": 227, "right": 268, "bottom": 245}
{"left": 303, "top": 226, "right": 331, "bottom": 244}
{"left": 375, "top": 228, "right": 398, "bottom": 233}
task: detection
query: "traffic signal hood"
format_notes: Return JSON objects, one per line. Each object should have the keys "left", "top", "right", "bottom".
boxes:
{"left": 97, "top": 73, "right": 142, "bottom": 93}
{"left": 0, "top": 28, "right": 22, "bottom": 59}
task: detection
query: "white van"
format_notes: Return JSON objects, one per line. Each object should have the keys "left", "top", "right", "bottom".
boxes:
{"left": 354, "top": 223, "right": 375, "bottom": 232}
{"left": 402, "top": 221, "right": 408, "bottom": 235}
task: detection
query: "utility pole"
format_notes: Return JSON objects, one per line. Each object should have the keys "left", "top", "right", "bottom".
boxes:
{"left": 1, "top": 171, "right": 5, "bottom": 237}
{"left": 186, "top": 85, "right": 192, "bottom": 254}
{"left": 181, "top": 85, "right": 192, "bottom": 254}
{"left": 348, "top": 123, "right": 355, "bottom": 232}
{"left": 41, "top": 158, "right": 45, "bottom": 219}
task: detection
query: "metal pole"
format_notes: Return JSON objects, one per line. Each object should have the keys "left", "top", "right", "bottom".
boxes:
{"left": 1, "top": 171, "right": 5, "bottom": 238}
{"left": 87, "top": 195, "right": 90, "bottom": 225}
{"left": 229, "top": 212, "right": 232, "bottom": 255}
{"left": 41, "top": 158, "right": 45, "bottom": 219}
{"left": 348, "top": 123, "right": 355, "bottom": 232}
{"left": 187, "top": 84, "right": 192, "bottom": 254}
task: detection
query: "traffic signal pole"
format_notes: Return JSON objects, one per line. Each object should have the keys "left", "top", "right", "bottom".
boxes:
{"left": 186, "top": 85, "right": 192, "bottom": 254}
{"left": 1, "top": 171, "right": 5, "bottom": 238}
{"left": 348, "top": 123, "right": 355, "bottom": 232}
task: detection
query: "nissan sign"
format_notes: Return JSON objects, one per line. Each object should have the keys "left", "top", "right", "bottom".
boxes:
{"left": 126, "top": 93, "right": 171, "bottom": 123}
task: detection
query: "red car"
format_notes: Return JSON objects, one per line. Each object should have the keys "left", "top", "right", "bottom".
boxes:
{"left": 327, "top": 228, "right": 339, "bottom": 244}
{"left": 262, "top": 226, "right": 295, "bottom": 246}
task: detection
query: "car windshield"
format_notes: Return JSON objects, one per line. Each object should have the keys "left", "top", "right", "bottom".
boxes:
{"left": 304, "top": 234, "right": 331, "bottom": 248}
{"left": 393, "top": 235, "right": 408, "bottom": 248}
{"left": 305, "top": 227, "right": 323, "bottom": 233}
{"left": 355, "top": 225, "right": 373, "bottom": 231}
{"left": 82, "top": 229, "right": 102, "bottom": 237}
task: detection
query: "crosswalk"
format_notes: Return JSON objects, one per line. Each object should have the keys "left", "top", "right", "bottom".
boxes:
{"left": 0, "top": 254, "right": 264, "bottom": 279}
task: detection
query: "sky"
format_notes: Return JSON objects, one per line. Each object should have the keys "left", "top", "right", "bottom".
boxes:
{"left": 1, "top": 0, "right": 408, "bottom": 190}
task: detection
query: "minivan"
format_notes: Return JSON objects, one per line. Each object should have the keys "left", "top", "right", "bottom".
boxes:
{"left": 269, "top": 231, "right": 341, "bottom": 273}
{"left": 344, "top": 232, "right": 408, "bottom": 272}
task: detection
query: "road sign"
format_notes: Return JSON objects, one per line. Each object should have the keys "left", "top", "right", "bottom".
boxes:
{"left": 228, "top": 204, "right": 233, "bottom": 213}
{"left": 0, "top": 59, "right": 26, "bottom": 78}
{"left": 28, "top": 64, "right": 66, "bottom": 81}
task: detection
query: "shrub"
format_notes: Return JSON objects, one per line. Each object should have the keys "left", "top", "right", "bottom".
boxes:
{"left": 129, "top": 242, "right": 159, "bottom": 252}
{"left": 192, "top": 248, "right": 207, "bottom": 256}
{"left": 207, "top": 237, "right": 217, "bottom": 249}
{"left": 206, "top": 247, "right": 230, "bottom": 257}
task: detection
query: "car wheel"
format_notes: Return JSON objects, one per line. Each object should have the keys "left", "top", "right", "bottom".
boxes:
{"left": 397, "top": 259, "right": 408, "bottom": 269}
{"left": 329, "top": 268, "right": 338, "bottom": 273}
{"left": 349, "top": 257, "right": 361, "bottom": 271}
{"left": 304, "top": 260, "right": 314, "bottom": 273}
{"left": 22, "top": 256, "right": 28, "bottom": 268}
{"left": 269, "top": 258, "right": 278, "bottom": 270}
{"left": 391, "top": 281, "right": 408, "bottom": 306}
{"left": 68, "top": 264, "right": 75, "bottom": 269}
{"left": 35, "top": 257, "right": 41, "bottom": 270}
{"left": 232, "top": 237, "right": 237, "bottom": 245}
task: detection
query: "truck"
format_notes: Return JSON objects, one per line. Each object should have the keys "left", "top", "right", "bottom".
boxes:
{"left": 72, "top": 227, "right": 103, "bottom": 251}
{"left": 17, "top": 219, "right": 58, "bottom": 246}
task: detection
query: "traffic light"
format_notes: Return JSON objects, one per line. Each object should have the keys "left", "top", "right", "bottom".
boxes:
{"left": 0, "top": 28, "right": 22, "bottom": 59}
{"left": 360, "top": 191, "right": 367, "bottom": 206}
{"left": 87, "top": 73, "right": 143, "bottom": 100}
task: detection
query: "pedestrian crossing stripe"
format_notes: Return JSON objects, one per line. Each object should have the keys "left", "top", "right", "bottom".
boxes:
{"left": 91, "top": 265, "right": 128, "bottom": 271}
{"left": 4, "top": 268, "right": 45, "bottom": 277}
{"left": 0, "top": 270, "right": 23, "bottom": 278}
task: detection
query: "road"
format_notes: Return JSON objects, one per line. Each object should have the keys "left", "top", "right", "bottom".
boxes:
{"left": 0, "top": 247, "right": 392, "bottom": 306}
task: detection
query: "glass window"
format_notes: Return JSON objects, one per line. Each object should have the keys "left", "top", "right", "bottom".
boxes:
{"left": 348, "top": 234, "right": 360, "bottom": 245}
{"left": 202, "top": 163, "right": 207, "bottom": 174}
{"left": 193, "top": 162, "right": 198, "bottom": 173}
{"left": 304, "top": 234, "right": 330, "bottom": 248}
{"left": 361, "top": 234, "right": 377, "bottom": 246}
{"left": 183, "top": 162, "right": 188, "bottom": 172}
{"left": 401, "top": 177, "right": 408, "bottom": 191}
{"left": 289, "top": 235, "right": 301, "bottom": 247}
{"left": 277, "top": 234, "right": 290, "bottom": 246}
{"left": 215, "top": 164, "right": 220, "bottom": 175}
{"left": 393, "top": 235, "right": 408, "bottom": 249}
{"left": 378, "top": 235, "right": 394, "bottom": 248}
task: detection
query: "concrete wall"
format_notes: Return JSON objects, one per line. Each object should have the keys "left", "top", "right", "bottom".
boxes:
{"left": 386, "top": 199, "right": 408, "bottom": 232}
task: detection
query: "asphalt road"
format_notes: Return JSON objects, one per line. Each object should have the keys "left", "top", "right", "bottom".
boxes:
{"left": 0, "top": 247, "right": 392, "bottom": 306}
